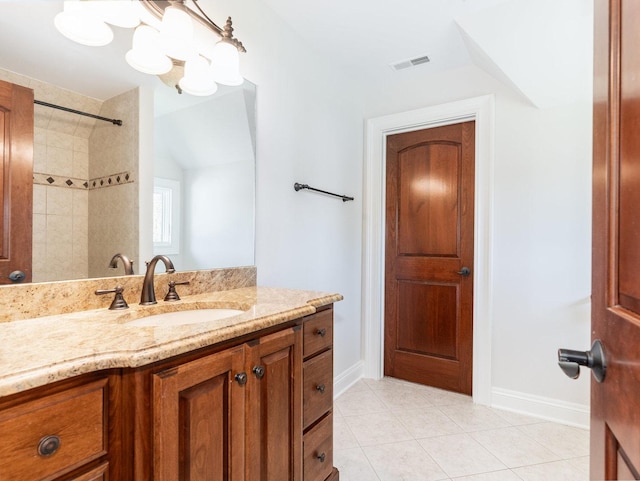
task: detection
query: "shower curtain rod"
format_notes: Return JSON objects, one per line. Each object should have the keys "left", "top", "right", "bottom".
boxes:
{"left": 294, "top": 182, "right": 354, "bottom": 202}
{"left": 34, "top": 100, "right": 123, "bottom": 126}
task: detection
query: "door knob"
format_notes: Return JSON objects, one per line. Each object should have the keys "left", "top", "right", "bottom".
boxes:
{"left": 8, "top": 270, "right": 25, "bottom": 282}
{"left": 558, "top": 339, "right": 606, "bottom": 383}
{"left": 457, "top": 267, "right": 471, "bottom": 276}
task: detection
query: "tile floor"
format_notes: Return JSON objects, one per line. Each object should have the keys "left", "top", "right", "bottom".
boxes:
{"left": 333, "top": 377, "right": 589, "bottom": 481}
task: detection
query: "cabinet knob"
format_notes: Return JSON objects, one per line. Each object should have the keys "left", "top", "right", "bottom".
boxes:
{"left": 316, "top": 384, "right": 326, "bottom": 394}
{"left": 37, "top": 435, "right": 61, "bottom": 457}
{"left": 234, "top": 372, "right": 248, "bottom": 385}
{"left": 253, "top": 365, "right": 265, "bottom": 379}
{"left": 317, "top": 452, "right": 326, "bottom": 463}
{"left": 316, "top": 328, "right": 327, "bottom": 337}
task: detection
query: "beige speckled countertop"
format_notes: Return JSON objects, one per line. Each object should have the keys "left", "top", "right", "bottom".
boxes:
{"left": 0, "top": 286, "right": 342, "bottom": 397}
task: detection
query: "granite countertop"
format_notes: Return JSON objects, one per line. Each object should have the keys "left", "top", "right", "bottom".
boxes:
{"left": 0, "top": 286, "right": 342, "bottom": 397}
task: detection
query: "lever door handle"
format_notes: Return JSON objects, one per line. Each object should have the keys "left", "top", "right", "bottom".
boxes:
{"left": 558, "top": 339, "right": 606, "bottom": 383}
{"left": 457, "top": 267, "right": 471, "bottom": 276}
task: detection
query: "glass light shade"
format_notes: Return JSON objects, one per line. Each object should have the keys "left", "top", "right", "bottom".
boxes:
{"left": 93, "top": 0, "right": 140, "bottom": 28}
{"left": 54, "top": 1, "right": 113, "bottom": 47}
{"left": 160, "top": 5, "right": 195, "bottom": 61}
{"left": 210, "top": 39, "right": 243, "bottom": 86}
{"left": 179, "top": 56, "right": 218, "bottom": 96}
{"left": 126, "top": 25, "right": 172, "bottom": 75}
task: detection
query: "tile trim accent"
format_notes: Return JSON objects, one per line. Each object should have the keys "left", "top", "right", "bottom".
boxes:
{"left": 33, "top": 171, "right": 134, "bottom": 190}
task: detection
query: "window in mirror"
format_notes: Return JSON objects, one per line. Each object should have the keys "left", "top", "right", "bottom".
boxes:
{"left": 153, "top": 177, "right": 181, "bottom": 255}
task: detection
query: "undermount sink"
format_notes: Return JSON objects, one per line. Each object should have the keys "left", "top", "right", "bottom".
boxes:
{"left": 126, "top": 308, "right": 245, "bottom": 327}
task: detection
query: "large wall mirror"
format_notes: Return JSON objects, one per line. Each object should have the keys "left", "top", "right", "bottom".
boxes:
{"left": 0, "top": 1, "right": 256, "bottom": 283}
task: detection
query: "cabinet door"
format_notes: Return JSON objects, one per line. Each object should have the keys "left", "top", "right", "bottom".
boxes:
{"left": 245, "top": 327, "right": 303, "bottom": 481}
{"left": 152, "top": 345, "right": 246, "bottom": 481}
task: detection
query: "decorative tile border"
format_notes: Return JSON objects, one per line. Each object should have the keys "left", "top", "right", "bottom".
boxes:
{"left": 88, "top": 172, "right": 134, "bottom": 190}
{"left": 33, "top": 171, "right": 134, "bottom": 190}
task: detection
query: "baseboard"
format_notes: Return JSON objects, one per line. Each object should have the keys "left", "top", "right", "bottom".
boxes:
{"left": 333, "top": 360, "right": 365, "bottom": 399}
{"left": 491, "top": 387, "right": 590, "bottom": 429}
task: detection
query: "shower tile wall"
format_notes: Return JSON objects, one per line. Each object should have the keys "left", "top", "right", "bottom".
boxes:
{"left": 0, "top": 68, "right": 102, "bottom": 282}
{"left": 88, "top": 88, "right": 139, "bottom": 279}
{"left": 0, "top": 68, "right": 139, "bottom": 282}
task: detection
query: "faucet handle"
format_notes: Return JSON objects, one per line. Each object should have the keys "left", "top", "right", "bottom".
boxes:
{"left": 164, "top": 281, "right": 190, "bottom": 302}
{"left": 95, "top": 285, "right": 129, "bottom": 310}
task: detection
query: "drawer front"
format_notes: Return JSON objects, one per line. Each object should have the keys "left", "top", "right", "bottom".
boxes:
{"left": 303, "top": 349, "right": 333, "bottom": 429}
{"left": 0, "top": 379, "right": 107, "bottom": 481}
{"left": 70, "top": 462, "right": 109, "bottom": 481}
{"left": 303, "top": 413, "right": 333, "bottom": 481}
{"left": 303, "top": 309, "right": 333, "bottom": 358}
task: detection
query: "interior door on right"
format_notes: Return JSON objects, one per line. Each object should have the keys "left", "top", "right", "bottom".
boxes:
{"left": 591, "top": 0, "right": 640, "bottom": 479}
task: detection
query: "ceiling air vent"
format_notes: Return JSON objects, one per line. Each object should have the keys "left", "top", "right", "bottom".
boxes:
{"left": 390, "top": 55, "right": 431, "bottom": 71}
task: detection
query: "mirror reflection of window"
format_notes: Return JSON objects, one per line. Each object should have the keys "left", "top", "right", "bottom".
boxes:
{"left": 153, "top": 177, "right": 181, "bottom": 255}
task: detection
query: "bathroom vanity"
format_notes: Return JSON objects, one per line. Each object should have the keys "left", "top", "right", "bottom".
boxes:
{"left": 0, "top": 272, "right": 341, "bottom": 481}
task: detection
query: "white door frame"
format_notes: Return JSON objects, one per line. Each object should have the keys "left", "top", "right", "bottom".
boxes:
{"left": 361, "top": 94, "right": 495, "bottom": 405}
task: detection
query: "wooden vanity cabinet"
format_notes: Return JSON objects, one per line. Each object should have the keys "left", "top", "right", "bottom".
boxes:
{"left": 135, "top": 322, "right": 306, "bottom": 481}
{"left": 0, "top": 372, "right": 121, "bottom": 481}
{"left": 0, "top": 305, "right": 338, "bottom": 481}
{"left": 302, "top": 306, "right": 339, "bottom": 481}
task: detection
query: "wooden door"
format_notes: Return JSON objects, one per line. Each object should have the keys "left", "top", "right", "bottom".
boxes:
{"left": 245, "top": 327, "right": 302, "bottom": 481}
{"left": 152, "top": 345, "right": 246, "bottom": 481}
{"left": 0, "top": 79, "right": 33, "bottom": 284}
{"left": 591, "top": 0, "right": 640, "bottom": 478}
{"left": 384, "top": 121, "right": 475, "bottom": 394}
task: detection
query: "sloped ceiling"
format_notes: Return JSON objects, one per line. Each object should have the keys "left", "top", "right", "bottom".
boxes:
{"left": 0, "top": 1, "right": 593, "bottom": 109}
{"left": 455, "top": 0, "right": 593, "bottom": 108}
{"left": 155, "top": 86, "right": 256, "bottom": 169}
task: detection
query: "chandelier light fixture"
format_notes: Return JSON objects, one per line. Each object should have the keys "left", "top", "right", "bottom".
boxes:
{"left": 54, "top": 0, "right": 246, "bottom": 96}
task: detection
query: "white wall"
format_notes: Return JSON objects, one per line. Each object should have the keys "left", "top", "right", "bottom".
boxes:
{"left": 202, "top": 0, "right": 592, "bottom": 424}
{"left": 199, "top": 0, "right": 366, "bottom": 377}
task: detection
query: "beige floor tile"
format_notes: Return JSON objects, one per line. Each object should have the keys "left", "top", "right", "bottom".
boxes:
{"left": 363, "top": 440, "right": 449, "bottom": 481}
{"left": 344, "top": 411, "right": 413, "bottom": 447}
{"left": 335, "top": 379, "right": 590, "bottom": 481}
{"left": 470, "top": 427, "right": 562, "bottom": 468}
{"left": 336, "top": 388, "right": 388, "bottom": 417}
{"left": 492, "top": 407, "right": 547, "bottom": 426}
{"left": 372, "top": 386, "right": 434, "bottom": 411}
{"left": 566, "top": 455, "right": 590, "bottom": 475}
{"left": 395, "top": 407, "right": 463, "bottom": 439}
{"left": 418, "top": 433, "right": 507, "bottom": 478}
{"left": 420, "top": 386, "right": 473, "bottom": 406}
{"left": 512, "top": 459, "right": 586, "bottom": 481}
{"left": 333, "top": 447, "right": 381, "bottom": 481}
{"left": 334, "top": 416, "right": 360, "bottom": 450}
{"left": 452, "top": 470, "right": 522, "bottom": 481}
{"left": 516, "top": 422, "right": 590, "bottom": 458}
{"left": 438, "top": 403, "right": 512, "bottom": 432}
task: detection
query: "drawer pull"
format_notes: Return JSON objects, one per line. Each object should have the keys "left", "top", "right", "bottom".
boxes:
{"left": 37, "top": 435, "right": 61, "bottom": 457}
{"left": 316, "top": 384, "right": 326, "bottom": 394}
{"left": 253, "top": 365, "right": 265, "bottom": 379}
{"left": 317, "top": 452, "right": 326, "bottom": 463}
{"left": 235, "top": 372, "right": 248, "bottom": 385}
{"left": 316, "top": 328, "right": 327, "bottom": 337}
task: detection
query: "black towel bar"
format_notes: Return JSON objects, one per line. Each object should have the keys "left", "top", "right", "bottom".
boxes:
{"left": 294, "top": 183, "right": 354, "bottom": 202}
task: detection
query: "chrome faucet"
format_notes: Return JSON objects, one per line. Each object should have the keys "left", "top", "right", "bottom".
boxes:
{"left": 108, "top": 253, "right": 134, "bottom": 275}
{"left": 140, "top": 255, "right": 175, "bottom": 305}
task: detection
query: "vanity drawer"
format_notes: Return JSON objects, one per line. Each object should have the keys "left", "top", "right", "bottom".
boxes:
{"left": 70, "top": 462, "right": 109, "bottom": 481}
{"left": 303, "top": 412, "right": 333, "bottom": 481}
{"left": 0, "top": 379, "right": 108, "bottom": 481}
{"left": 303, "top": 309, "right": 333, "bottom": 358}
{"left": 303, "top": 349, "right": 333, "bottom": 429}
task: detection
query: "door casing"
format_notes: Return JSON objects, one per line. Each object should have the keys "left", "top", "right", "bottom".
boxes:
{"left": 362, "top": 94, "right": 495, "bottom": 405}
